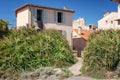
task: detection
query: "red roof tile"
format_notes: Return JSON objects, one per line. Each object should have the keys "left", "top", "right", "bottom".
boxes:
{"left": 73, "top": 29, "right": 94, "bottom": 40}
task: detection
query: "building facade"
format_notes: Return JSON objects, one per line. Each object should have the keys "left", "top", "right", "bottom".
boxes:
{"left": 15, "top": 4, "right": 74, "bottom": 46}
{"left": 98, "top": 0, "right": 120, "bottom": 30}
{"left": 72, "top": 18, "right": 97, "bottom": 38}
{"left": 98, "top": 12, "right": 119, "bottom": 30}
{"left": 73, "top": 18, "right": 85, "bottom": 29}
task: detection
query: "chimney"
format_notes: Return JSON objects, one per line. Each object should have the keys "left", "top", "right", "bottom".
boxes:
{"left": 111, "top": 0, "right": 120, "bottom": 18}
{"left": 104, "top": 12, "right": 110, "bottom": 17}
{"left": 64, "top": 6, "right": 67, "bottom": 10}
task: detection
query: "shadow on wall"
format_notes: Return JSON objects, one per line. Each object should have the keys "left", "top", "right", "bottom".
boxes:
{"left": 73, "top": 38, "right": 87, "bottom": 57}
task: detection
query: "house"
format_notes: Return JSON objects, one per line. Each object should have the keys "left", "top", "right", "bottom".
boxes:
{"left": 88, "top": 24, "right": 97, "bottom": 30}
{"left": 98, "top": 12, "right": 118, "bottom": 30}
{"left": 72, "top": 29, "right": 94, "bottom": 57}
{"left": 72, "top": 18, "right": 97, "bottom": 38}
{"left": 15, "top": 4, "right": 74, "bottom": 46}
{"left": 73, "top": 18, "right": 85, "bottom": 29}
{"left": 98, "top": 0, "right": 120, "bottom": 30}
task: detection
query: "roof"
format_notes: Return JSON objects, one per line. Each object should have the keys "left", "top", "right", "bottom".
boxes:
{"left": 73, "top": 29, "right": 94, "bottom": 40}
{"left": 98, "top": 12, "right": 118, "bottom": 21}
{"left": 15, "top": 4, "right": 74, "bottom": 16}
{"left": 114, "top": 18, "right": 120, "bottom": 21}
{"left": 111, "top": 0, "right": 119, "bottom": 2}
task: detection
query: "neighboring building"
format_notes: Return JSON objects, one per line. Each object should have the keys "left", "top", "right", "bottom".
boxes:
{"left": 73, "top": 18, "right": 85, "bottom": 29}
{"left": 73, "top": 29, "right": 94, "bottom": 40}
{"left": 73, "top": 29, "right": 94, "bottom": 57}
{"left": 72, "top": 18, "right": 97, "bottom": 38}
{"left": 88, "top": 24, "right": 97, "bottom": 30}
{"left": 98, "top": 0, "right": 120, "bottom": 30}
{"left": 98, "top": 12, "right": 118, "bottom": 30}
{"left": 15, "top": 4, "right": 74, "bottom": 46}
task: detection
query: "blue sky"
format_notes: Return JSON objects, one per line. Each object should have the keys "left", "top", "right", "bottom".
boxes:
{"left": 0, "top": 0, "right": 118, "bottom": 27}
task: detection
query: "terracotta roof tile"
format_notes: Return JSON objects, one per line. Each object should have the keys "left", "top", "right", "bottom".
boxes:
{"left": 73, "top": 29, "right": 94, "bottom": 40}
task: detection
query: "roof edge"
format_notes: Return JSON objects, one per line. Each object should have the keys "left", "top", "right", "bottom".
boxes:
{"left": 15, "top": 4, "right": 75, "bottom": 16}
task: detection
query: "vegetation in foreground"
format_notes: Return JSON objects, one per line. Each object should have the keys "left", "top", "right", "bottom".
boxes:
{"left": 0, "top": 27, "right": 76, "bottom": 79}
{"left": 81, "top": 30, "right": 120, "bottom": 79}
{"left": 0, "top": 19, "right": 9, "bottom": 38}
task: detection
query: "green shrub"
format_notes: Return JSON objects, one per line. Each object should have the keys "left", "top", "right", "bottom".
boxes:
{"left": 0, "top": 19, "right": 8, "bottom": 31}
{"left": 0, "top": 28, "right": 75, "bottom": 78}
{"left": 81, "top": 30, "right": 120, "bottom": 78}
{"left": 0, "top": 19, "right": 9, "bottom": 38}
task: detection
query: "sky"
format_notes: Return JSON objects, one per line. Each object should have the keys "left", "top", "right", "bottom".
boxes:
{"left": 0, "top": 0, "right": 118, "bottom": 28}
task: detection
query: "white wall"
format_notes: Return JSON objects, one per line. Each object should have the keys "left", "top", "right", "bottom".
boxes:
{"left": 73, "top": 18, "right": 85, "bottom": 29}
{"left": 98, "top": 12, "right": 118, "bottom": 30}
{"left": 16, "top": 7, "right": 30, "bottom": 28}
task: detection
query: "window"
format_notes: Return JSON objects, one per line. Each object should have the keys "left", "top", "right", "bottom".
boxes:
{"left": 37, "top": 9, "right": 42, "bottom": 21}
{"left": 106, "top": 20, "right": 108, "bottom": 23}
{"left": 58, "top": 30, "right": 67, "bottom": 38}
{"left": 118, "top": 20, "right": 120, "bottom": 25}
{"left": 111, "top": 21, "right": 113, "bottom": 24}
{"left": 57, "top": 12, "right": 63, "bottom": 23}
{"left": 54, "top": 11, "right": 65, "bottom": 23}
{"left": 89, "top": 25, "right": 92, "bottom": 29}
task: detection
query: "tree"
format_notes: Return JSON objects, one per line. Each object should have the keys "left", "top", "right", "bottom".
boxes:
{"left": 0, "top": 19, "right": 9, "bottom": 38}
{"left": 0, "top": 19, "right": 8, "bottom": 31}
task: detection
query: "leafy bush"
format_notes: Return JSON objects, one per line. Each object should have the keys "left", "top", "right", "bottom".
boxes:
{"left": 81, "top": 30, "right": 120, "bottom": 78}
{"left": 0, "top": 19, "right": 9, "bottom": 38}
{"left": 0, "top": 19, "right": 8, "bottom": 31}
{"left": 0, "top": 28, "right": 75, "bottom": 78}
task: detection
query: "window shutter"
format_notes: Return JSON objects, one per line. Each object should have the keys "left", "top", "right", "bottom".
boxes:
{"left": 34, "top": 8, "right": 37, "bottom": 21}
{"left": 62, "top": 12, "right": 66, "bottom": 24}
{"left": 62, "top": 30, "right": 67, "bottom": 38}
{"left": 54, "top": 11, "right": 57, "bottom": 23}
{"left": 42, "top": 10, "right": 47, "bottom": 22}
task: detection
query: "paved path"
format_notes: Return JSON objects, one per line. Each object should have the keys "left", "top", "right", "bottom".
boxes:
{"left": 68, "top": 56, "right": 82, "bottom": 76}
{"left": 67, "top": 56, "right": 96, "bottom": 80}
{"left": 67, "top": 54, "right": 118, "bottom": 80}
{"left": 66, "top": 76, "right": 96, "bottom": 80}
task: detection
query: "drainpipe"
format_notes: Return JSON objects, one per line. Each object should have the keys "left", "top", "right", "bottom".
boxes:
{"left": 118, "top": 1, "right": 120, "bottom": 18}
{"left": 30, "top": 4, "right": 33, "bottom": 27}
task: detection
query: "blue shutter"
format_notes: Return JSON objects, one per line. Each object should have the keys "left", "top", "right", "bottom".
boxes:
{"left": 34, "top": 8, "right": 37, "bottom": 21}
{"left": 62, "top": 12, "right": 66, "bottom": 24}
{"left": 62, "top": 30, "right": 67, "bottom": 38}
{"left": 54, "top": 11, "right": 57, "bottom": 23}
{"left": 42, "top": 10, "right": 47, "bottom": 22}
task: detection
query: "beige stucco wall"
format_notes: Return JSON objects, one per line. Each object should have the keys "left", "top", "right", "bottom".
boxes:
{"left": 16, "top": 6, "right": 73, "bottom": 46}
{"left": 98, "top": 12, "right": 119, "bottom": 30}
{"left": 31, "top": 8, "right": 73, "bottom": 26}
{"left": 44, "top": 23, "right": 72, "bottom": 46}
{"left": 16, "top": 7, "right": 30, "bottom": 28}
{"left": 31, "top": 8, "right": 73, "bottom": 46}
